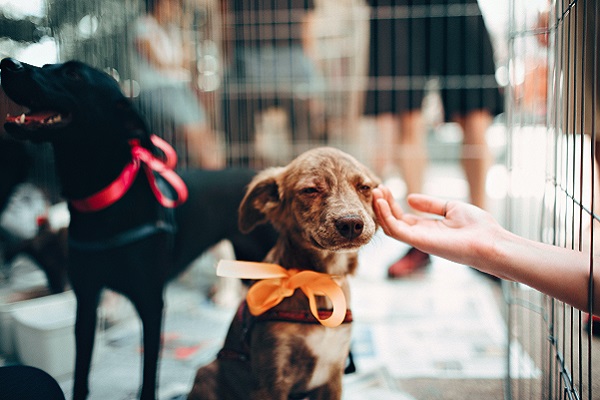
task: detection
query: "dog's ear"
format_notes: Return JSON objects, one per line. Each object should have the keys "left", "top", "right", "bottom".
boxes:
{"left": 115, "top": 99, "right": 153, "bottom": 149}
{"left": 238, "top": 167, "right": 285, "bottom": 233}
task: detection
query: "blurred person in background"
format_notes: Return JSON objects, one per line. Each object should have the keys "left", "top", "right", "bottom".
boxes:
{"left": 364, "top": 0, "right": 504, "bottom": 278}
{"left": 219, "top": 0, "right": 325, "bottom": 167}
{"left": 133, "top": 0, "right": 224, "bottom": 169}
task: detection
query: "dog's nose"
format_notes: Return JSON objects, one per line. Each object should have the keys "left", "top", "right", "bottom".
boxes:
{"left": 0, "top": 58, "right": 23, "bottom": 72}
{"left": 335, "top": 216, "right": 364, "bottom": 240}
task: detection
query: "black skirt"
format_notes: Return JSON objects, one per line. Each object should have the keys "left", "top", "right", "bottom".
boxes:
{"left": 364, "top": 0, "right": 504, "bottom": 120}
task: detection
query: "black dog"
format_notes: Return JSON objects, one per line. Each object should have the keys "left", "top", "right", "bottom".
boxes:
{"left": 0, "top": 58, "right": 277, "bottom": 400}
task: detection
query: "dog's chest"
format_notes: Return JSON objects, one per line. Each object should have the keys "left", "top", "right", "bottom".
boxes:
{"left": 304, "top": 324, "right": 352, "bottom": 388}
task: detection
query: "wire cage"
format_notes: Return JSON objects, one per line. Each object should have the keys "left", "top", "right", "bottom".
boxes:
{"left": 0, "top": 0, "right": 372, "bottom": 184}
{"left": 505, "top": 0, "right": 599, "bottom": 399}
{"left": 30, "top": 0, "right": 372, "bottom": 170}
{"left": 0, "top": 0, "right": 507, "bottom": 197}
{"left": 3, "top": 0, "right": 599, "bottom": 398}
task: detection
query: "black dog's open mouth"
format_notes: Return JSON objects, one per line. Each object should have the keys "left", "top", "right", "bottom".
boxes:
{"left": 5, "top": 109, "right": 71, "bottom": 130}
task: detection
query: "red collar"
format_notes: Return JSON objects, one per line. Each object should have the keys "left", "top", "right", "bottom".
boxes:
{"left": 70, "top": 135, "right": 188, "bottom": 212}
{"left": 255, "top": 309, "right": 353, "bottom": 324}
{"left": 217, "top": 302, "right": 353, "bottom": 364}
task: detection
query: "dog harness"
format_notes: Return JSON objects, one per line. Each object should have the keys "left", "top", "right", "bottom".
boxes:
{"left": 68, "top": 135, "right": 185, "bottom": 250}
{"left": 216, "top": 301, "right": 353, "bottom": 361}
{"left": 215, "top": 262, "right": 356, "bottom": 396}
{"left": 67, "top": 220, "right": 176, "bottom": 251}
{"left": 69, "top": 135, "right": 188, "bottom": 212}
{"left": 215, "top": 300, "right": 354, "bottom": 399}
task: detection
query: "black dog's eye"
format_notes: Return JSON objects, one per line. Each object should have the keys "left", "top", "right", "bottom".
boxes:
{"left": 64, "top": 68, "right": 82, "bottom": 80}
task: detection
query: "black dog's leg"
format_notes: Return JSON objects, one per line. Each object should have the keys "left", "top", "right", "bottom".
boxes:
{"left": 133, "top": 290, "right": 165, "bottom": 400}
{"left": 72, "top": 286, "right": 102, "bottom": 400}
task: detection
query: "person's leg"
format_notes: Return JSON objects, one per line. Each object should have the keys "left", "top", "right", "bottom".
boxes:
{"left": 387, "top": 109, "right": 430, "bottom": 278}
{"left": 373, "top": 113, "right": 398, "bottom": 177}
{"left": 455, "top": 109, "right": 493, "bottom": 210}
{"left": 397, "top": 109, "right": 427, "bottom": 195}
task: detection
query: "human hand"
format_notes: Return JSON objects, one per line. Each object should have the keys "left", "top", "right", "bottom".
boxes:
{"left": 372, "top": 186, "right": 502, "bottom": 268}
{"left": 374, "top": 186, "right": 600, "bottom": 314}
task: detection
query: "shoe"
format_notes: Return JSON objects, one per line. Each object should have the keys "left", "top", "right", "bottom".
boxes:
{"left": 585, "top": 315, "right": 600, "bottom": 337}
{"left": 387, "top": 247, "right": 430, "bottom": 279}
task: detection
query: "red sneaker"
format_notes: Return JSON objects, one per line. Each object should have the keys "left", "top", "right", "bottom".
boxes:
{"left": 585, "top": 314, "right": 600, "bottom": 337}
{"left": 387, "top": 247, "right": 430, "bottom": 279}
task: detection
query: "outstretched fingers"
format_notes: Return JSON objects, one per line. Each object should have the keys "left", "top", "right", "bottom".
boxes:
{"left": 374, "top": 198, "right": 404, "bottom": 238}
{"left": 406, "top": 194, "right": 450, "bottom": 218}
{"left": 373, "top": 186, "right": 400, "bottom": 218}
{"left": 373, "top": 187, "right": 415, "bottom": 241}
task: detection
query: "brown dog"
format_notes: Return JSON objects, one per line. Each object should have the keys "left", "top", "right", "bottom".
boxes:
{"left": 188, "top": 147, "right": 380, "bottom": 400}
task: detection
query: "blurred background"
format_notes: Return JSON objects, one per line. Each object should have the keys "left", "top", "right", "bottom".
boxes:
{"left": 0, "top": 1, "right": 598, "bottom": 399}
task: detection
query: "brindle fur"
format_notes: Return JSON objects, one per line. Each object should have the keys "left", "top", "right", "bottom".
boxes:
{"left": 188, "top": 147, "right": 380, "bottom": 400}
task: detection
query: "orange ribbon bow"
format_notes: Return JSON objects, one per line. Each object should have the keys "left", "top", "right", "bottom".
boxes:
{"left": 217, "top": 260, "right": 348, "bottom": 328}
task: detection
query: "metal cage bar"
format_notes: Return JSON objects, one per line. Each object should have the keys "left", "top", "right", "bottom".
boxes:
{"left": 505, "top": 1, "right": 598, "bottom": 399}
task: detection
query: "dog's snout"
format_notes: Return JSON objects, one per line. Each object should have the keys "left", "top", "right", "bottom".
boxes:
{"left": 335, "top": 215, "right": 364, "bottom": 240}
{"left": 0, "top": 58, "right": 23, "bottom": 72}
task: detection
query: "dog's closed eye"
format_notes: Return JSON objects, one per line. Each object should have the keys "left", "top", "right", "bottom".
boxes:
{"left": 357, "top": 183, "right": 372, "bottom": 193}
{"left": 300, "top": 187, "right": 320, "bottom": 195}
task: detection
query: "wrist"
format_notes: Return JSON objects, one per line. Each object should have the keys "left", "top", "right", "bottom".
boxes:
{"left": 472, "top": 225, "right": 516, "bottom": 280}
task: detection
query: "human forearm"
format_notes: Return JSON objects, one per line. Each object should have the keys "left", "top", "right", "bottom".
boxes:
{"left": 485, "top": 228, "right": 597, "bottom": 314}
